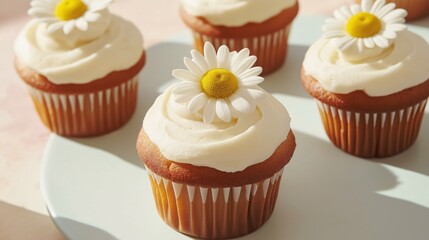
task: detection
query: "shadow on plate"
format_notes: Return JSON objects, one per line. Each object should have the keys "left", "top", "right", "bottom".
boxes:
{"left": 261, "top": 44, "right": 311, "bottom": 99}
{"left": 68, "top": 42, "right": 192, "bottom": 168}
{"left": 54, "top": 217, "right": 118, "bottom": 240}
{"left": 376, "top": 112, "right": 429, "bottom": 177}
{"left": 244, "top": 130, "right": 429, "bottom": 240}
{"left": 0, "top": 201, "right": 65, "bottom": 240}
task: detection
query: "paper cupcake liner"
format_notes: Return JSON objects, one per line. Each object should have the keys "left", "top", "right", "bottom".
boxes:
{"left": 316, "top": 99, "right": 428, "bottom": 158}
{"left": 356, "top": 0, "right": 429, "bottom": 20}
{"left": 146, "top": 167, "right": 285, "bottom": 239}
{"left": 193, "top": 25, "right": 291, "bottom": 75}
{"left": 26, "top": 76, "right": 138, "bottom": 137}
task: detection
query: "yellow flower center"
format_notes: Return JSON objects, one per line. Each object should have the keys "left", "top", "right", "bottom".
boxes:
{"left": 346, "top": 12, "right": 382, "bottom": 38}
{"left": 55, "top": 0, "right": 88, "bottom": 21}
{"left": 200, "top": 68, "right": 238, "bottom": 98}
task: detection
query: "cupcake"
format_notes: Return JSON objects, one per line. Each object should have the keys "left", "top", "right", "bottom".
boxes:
{"left": 137, "top": 42, "right": 296, "bottom": 238}
{"left": 301, "top": 0, "right": 429, "bottom": 158}
{"left": 179, "top": 0, "right": 299, "bottom": 75}
{"left": 14, "top": 0, "right": 145, "bottom": 137}
{"left": 356, "top": 0, "right": 429, "bottom": 21}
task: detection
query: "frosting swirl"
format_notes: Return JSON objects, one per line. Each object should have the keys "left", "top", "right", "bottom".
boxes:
{"left": 14, "top": 14, "right": 143, "bottom": 84}
{"left": 143, "top": 85, "right": 291, "bottom": 173}
{"left": 303, "top": 30, "right": 429, "bottom": 96}
{"left": 180, "top": 0, "right": 296, "bottom": 27}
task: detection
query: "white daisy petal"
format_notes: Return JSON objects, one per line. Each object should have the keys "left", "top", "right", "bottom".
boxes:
{"left": 385, "top": 23, "right": 407, "bottom": 32}
{"left": 324, "top": 30, "right": 347, "bottom": 39}
{"left": 373, "top": 35, "right": 389, "bottom": 48}
{"left": 333, "top": 9, "right": 348, "bottom": 21}
{"left": 28, "top": 8, "right": 52, "bottom": 17}
{"left": 36, "top": 17, "right": 57, "bottom": 23}
{"left": 90, "top": 0, "right": 113, "bottom": 11}
{"left": 191, "top": 50, "right": 210, "bottom": 72}
{"left": 227, "top": 101, "right": 240, "bottom": 118}
{"left": 246, "top": 88, "right": 266, "bottom": 101}
{"left": 233, "top": 56, "right": 257, "bottom": 76}
{"left": 171, "top": 82, "right": 199, "bottom": 95}
{"left": 241, "top": 76, "right": 264, "bottom": 86}
{"left": 76, "top": 17, "right": 89, "bottom": 31}
{"left": 204, "top": 42, "right": 218, "bottom": 68}
{"left": 173, "top": 84, "right": 201, "bottom": 103}
{"left": 376, "top": 2, "right": 396, "bottom": 18}
{"left": 350, "top": 4, "right": 362, "bottom": 14}
{"left": 322, "top": 0, "right": 406, "bottom": 55}
{"left": 231, "top": 48, "right": 250, "bottom": 71}
{"left": 229, "top": 94, "right": 254, "bottom": 114}
{"left": 203, "top": 99, "right": 216, "bottom": 124}
{"left": 28, "top": 0, "right": 113, "bottom": 34}
{"left": 335, "top": 36, "right": 356, "bottom": 50}
{"left": 47, "top": 21, "right": 65, "bottom": 33}
{"left": 171, "top": 42, "right": 264, "bottom": 123}
{"left": 385, "top": 17, "right": 405, "bottom": 24}
{"left": 322, "top": 18, "right": 347, "bottom": 41}
{"left": 31, "top": 1, "right": 48, "bottom": 8}
{"left": 188, "top": 93, "right": 209, "bottom": 113}
{"left": 361, "top": 0, "right": 374, "bottom": 12}
{"left": 85, "top": 12, "right": 101, "bottom": 22}
{"left": 184, "top": 57, "right": 204, "bottom": 76}
{"left": 383, "top": 9, "right": 407, "bottom": 22}
{"left": 234, "top": 89, "right": 257, "bottom": 111}
{"left": 215, "top": 99, "right": 232, "bottom": 122}
{"left": 172, "top": 69, "right": 199, "bottom": 82}
{"left": 35, "top": 0, "right": 57, "bottom": 11}
{"left": 382, "top": 30, "right": 397, "bottom": 39}
{"left": 238, "top": 67, "right": 263, "bottom": 79}
{"left": 229, "top": 51, "right": 237, "bottom": 59}
{"left": 217, "top": 45, "right": 230, "bottom": 69}
{"left": 370, "top": 0, "right": 385, "bottom": 14}
{"left": 174, "top": 92, "right": 199, "bottom": 103}
{"left": 63, "top": 20, "right": 76, "bottom": 34}
{"left": 363, "top": 38, "right": 375, "bottom": 48}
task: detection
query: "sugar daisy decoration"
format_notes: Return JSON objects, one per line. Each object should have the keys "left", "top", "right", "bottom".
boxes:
{"left": 323, "top": 0, "right": 407, "bottom": 52}
{"left": 28, "top": 0, "right": 113, "bottom": 34}
{"left": 172, "top": 42, "right": 266, "bottom": 124}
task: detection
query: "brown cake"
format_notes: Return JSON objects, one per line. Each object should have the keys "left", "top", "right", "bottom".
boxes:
{"left": 138, "top": 130, "right": 295, "bottom": 187}
{"left": 14, "top": 0, "right": 145, "bottom": 137}
{"left": 180, "top": 0, "right": 299, "bottom": 75}
{"left": 137, "top": 42, "right": 296, "bottom": 238}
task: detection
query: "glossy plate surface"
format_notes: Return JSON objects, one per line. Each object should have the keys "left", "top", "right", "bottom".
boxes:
{"left": 42, "top": 16, "right": 429, "bottom": 240}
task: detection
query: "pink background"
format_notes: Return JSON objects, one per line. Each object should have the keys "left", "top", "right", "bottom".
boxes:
{"left": 0, "top": 0, "right": 356, "bottom": 239}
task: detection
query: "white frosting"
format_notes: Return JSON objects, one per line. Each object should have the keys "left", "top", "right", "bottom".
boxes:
{"left": 303, "top": 31, "right": 429, "bottom": 96}
{"left": 181, "top": 0, "right": 296, "bottom": 27}
{"left": 14, "top": 14, "right": 143, "bottom": 84}
{"left": 143, "top": 85, "right": 291, "bottom": 173}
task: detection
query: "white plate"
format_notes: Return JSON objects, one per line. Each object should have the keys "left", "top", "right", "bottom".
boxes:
{"left": 42, "top": 16, "right": 429, "bottom": 240}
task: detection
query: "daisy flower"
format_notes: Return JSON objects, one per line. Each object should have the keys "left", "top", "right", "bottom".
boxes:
{"left": 323, "top": 0, "right": 407, "bottom": 52}
{"left": 28, "top": 0, "right": 113, "bottom": 34}
{"left": 171, "top": 42, "right": 266, "bottom": 124}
